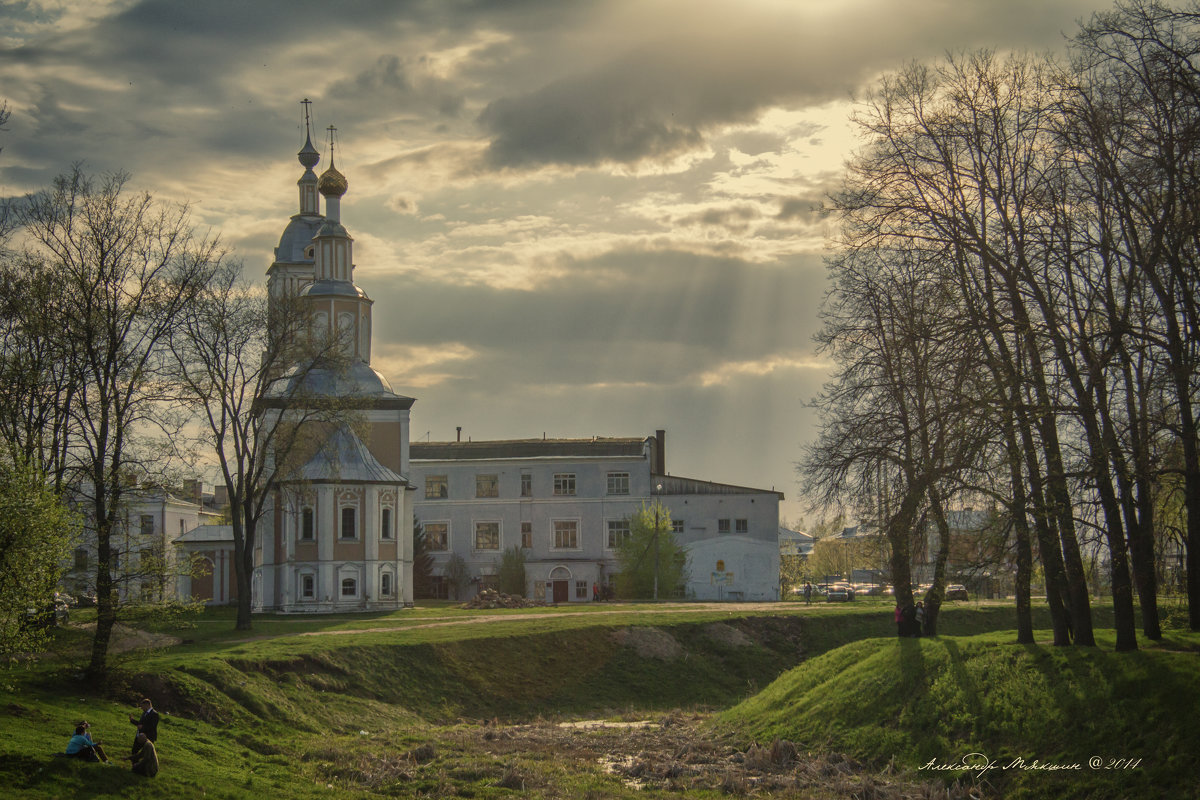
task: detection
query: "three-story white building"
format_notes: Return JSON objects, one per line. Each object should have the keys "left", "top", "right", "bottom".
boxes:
{"left": 411, "top": 430, "right": 782, "bottom": 602}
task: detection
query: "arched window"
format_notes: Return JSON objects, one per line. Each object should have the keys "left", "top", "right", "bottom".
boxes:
{"left": 381, "top": 572, "right": 392, "bottom": 596}
{"left": 341, "top": 577, "right": 357, "bottom": 597}
{"left": 301, "top": 507, "right": 315, "bottom": 541}
{"left": 381, "top": 507, "right": 392, "bottom": 539}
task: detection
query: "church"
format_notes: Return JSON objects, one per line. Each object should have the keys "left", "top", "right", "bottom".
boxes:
{"left": 239, "top": 118, "right": 782, "bottom": 612}
{"left": 254, "top": 120, "right": 417, "bottom": 612}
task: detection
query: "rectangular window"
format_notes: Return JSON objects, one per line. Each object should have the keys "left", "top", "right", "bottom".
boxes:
{"left": 425, "top": 475, "right": 448, "bottom": 499}
{"left": 475, "top": 521, "right": 500, "bottom": 551}
{"left": 576, "top": 580, "right": 588, "bottom": 599}
{"left": 521, "top": 521, "right": 532, "bottom": 549}
{"left": 475, "top": 473, "right": 499, "bottom": 498}
{"left": 140, "top": 514, "right": 154, "bottom": 536}
{"left": 301, "top": 574, "right": 315, "bottom": 599}
{"left": 301, "top": 507, "right": 314, "bottom": 541}
{"left": 718, "top": 518, "right": 731, "bottom": 534}
{"left": 425, "top": 522, "right": 448, "bottom": 551}
{"left": 606, "top": 472, "right": 630, "bottom": 495}
{"left": 341, "top": 507, "right": 357, "bottom": 539}
{"left": 735, "top": 518, "right": 748, "bottom": 534}
{"left": 553, "top": 473, "right": 576, "bottom": 496}
{"left": 671, "top": 520, "right": 685, "bottom": 534}
{"left": 520, "top": 473, "right": 532, "bottom": 497}
{"left": 553, "top": 520, "right": 578, "bottom": 549}
{"left": 381, "top": 573, "right": 392, "bottom": 596}
{"left": 607, "top": 519, "right": 631, "bottom": 548}
{"left": 381, "top": 508, "right": 393, "bottom": 539}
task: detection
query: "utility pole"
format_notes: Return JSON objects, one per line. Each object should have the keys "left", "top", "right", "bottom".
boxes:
{"left": 652, "top": 484, "right": 663, "bottom": 600}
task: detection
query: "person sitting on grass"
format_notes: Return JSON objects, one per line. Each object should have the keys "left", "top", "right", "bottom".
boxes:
{"left": 128, "top": 732, "right": 158, "bottom": 777}
{"left": 64, "top": 722, "right": 109, "bottom": 762}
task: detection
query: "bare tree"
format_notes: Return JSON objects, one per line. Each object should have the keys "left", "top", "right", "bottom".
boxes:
{"left": 13, "top": 167, "right": 221, "bottom": 676}
{"left": 168, "top": 260, "right": 353, "bottom": 630}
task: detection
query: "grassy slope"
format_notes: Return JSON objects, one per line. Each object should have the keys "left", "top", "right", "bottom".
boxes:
{"left": 717, "top": 627, "right": 1200, "bottom": 799}
{"left": 1, "top": 600, "right": 1186, "bottom": 799}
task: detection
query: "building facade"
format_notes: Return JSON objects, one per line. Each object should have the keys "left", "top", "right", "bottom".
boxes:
{"left": 411, "top": 431, "right": 782, "bottom": 602}
{"left": 252, "top": 123, "right": 416, "bottom": 613}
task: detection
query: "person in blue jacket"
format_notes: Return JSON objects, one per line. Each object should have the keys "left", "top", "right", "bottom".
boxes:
{"left": 64, "top": 722, "right": 109, "bottom": 762}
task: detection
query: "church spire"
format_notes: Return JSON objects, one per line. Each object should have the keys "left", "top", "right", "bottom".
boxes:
{"left": 318, "top": 124, "right": 348, "bottom": 222}
{"left": 297, "top": 98, "right": 321, "bottom": 216}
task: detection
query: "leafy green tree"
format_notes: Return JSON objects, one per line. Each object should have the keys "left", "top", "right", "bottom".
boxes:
{"left": 615, "top": 501, "right": 689, "bottom": 600}
{"left": 0, "top": 457, "right": 76, "bottom": 662}
{"left": 497, "top": 545, "right": 527, "bottom": 596}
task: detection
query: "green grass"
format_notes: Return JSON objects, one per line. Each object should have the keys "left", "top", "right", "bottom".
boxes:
{"left": 716, "top": 627, "right": 1200, "bottom": 799}
{"left": 1, "top": 599, "right": 1186, "bottom": 798}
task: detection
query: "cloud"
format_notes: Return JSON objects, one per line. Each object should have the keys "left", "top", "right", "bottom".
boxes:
{"left": 697, "top": 354, "right": 834, "bottom": 388}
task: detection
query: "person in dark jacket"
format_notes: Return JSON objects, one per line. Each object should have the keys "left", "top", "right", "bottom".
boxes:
{"left": 129, "top": 697, "right": 159, "bottom": 751}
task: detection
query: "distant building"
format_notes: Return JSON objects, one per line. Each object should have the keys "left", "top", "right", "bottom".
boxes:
{"left": 411, "top": 430, "right": 783, "bottom": 602}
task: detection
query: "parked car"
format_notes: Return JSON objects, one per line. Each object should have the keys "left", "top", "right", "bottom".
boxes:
{"left": 945, "top": 584, "right": 969, "bottom": 601}
{"left": 852, "top": 583, "right": 882, "bottom": 597}
{"left": 826, "top": 583, "right": 855, "bottom": 602}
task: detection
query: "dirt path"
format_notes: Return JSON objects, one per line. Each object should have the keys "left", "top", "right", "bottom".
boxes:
{"left": 230, "top": 602, "right": 815, "bottom": 643}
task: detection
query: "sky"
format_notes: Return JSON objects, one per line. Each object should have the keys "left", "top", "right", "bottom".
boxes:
{"left": 0, "top": 0, "right": 1110, "bottom": 526}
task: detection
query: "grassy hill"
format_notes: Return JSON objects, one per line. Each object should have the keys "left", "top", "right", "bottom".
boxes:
{"left": 0, "top": 600, "right": 1189, "bottom": 798}
{"left": 716, "top": 627, "right": 1200, "bottom": 799}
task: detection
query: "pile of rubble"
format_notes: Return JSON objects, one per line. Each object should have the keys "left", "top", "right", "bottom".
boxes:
{"left": 460, "top": 588, "right": 545, "bottom": 609}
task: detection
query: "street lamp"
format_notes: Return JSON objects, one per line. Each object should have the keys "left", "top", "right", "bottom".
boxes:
{"left": 652, "top": 483, "right": 663, "bottom": 600}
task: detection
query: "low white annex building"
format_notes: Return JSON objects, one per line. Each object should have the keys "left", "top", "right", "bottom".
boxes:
{"left": 411, "top": 430, "right": 783, "bottom": 602}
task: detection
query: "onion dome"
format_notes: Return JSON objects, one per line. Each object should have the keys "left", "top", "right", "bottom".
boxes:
{"left": 298, "top": 133, "right": 320, "bottom": 170}
{"left": 318, "top": 158, "right": 348, "bottom": 198}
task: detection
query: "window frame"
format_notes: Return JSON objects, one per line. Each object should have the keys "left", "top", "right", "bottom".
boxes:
{"left": 475, "top": 473, "right": 499, "bottom": 498}
{"left": 520, "top": 521, "right": 532, "bottom": 549}
{"left": 341, "top": 577, "right": 357, "bottom": 597}
{"left": 606, "top": 472, "right": 630, "bottom": 495}
{"left": 381, "top": 507, "right": 393, "bottom": 540}
{"left": 425, "top": 475, "right": 448, "bottom": 499}
{"left": 553, "top": 473, "right": 576, "bottom": 496}
{"left": 474, "top": 521, "right": 501, "bottom": 551}
{"left": 520, "top": 473, "right": 532, "bottom": 497}
{"left": 424, "top": 521, "right": 449, "bottom": 551}
{"left": 340, "top": 506, "right": 357, "bottom": 540}
{"left": 718, "top": 518, "right": 731, "bottom": 534}
{"left": 606, "top": 519, "right": 631, "bottom": 549}
{"left": 300, "top": 507, "right": 315, "bottom": 541}
{"left": 552, "top": 519, "right": 580, "bottom": 550}
{"left": 735, "top": 518, "right": 749, "bottom": 534}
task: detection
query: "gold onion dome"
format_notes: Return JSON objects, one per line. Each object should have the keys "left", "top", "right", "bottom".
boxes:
{"left": 318, "top": 161, "right": 348, "bottom": 197}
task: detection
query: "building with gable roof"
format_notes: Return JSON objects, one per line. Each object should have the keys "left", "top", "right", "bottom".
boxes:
{"left": 252, "top": 119, "right": 416, "bottom": 613}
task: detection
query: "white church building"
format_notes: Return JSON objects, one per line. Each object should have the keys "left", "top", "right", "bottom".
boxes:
{"left": 205, "top": 117, "right": 783, "bottom": 612}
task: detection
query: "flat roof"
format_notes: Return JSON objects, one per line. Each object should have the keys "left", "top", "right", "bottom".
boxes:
{"left": 411, "top": 437, "right": 650, "bottom": 462}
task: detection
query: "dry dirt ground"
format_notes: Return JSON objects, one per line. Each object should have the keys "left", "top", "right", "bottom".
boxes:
{"left": 327, "top": 714, "right": 983, "bottom": 799}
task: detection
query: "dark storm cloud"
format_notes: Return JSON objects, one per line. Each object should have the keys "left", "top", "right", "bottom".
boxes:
{"left": 476, "top": 0, "right": 1105, "bottom": 171}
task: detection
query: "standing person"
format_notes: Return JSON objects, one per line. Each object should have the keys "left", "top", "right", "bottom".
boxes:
{"left": 803, "top": 582, "right": 813, "bottom": 604}
{"left": 129, "top": 698, "right": 159, "bottom": 747}
{"left": 65, "top": 722, "right": 109, "bottom": 762}
{"left": 592, "top": 582, "right": 598, "bottom": 602}
{"left": 128, "top": 732, "right": 158, "bottom": 777}
{"left": 894, "top": 603, "right": 904, "bottom": 636}
{"left": 915, "top": 601, "right": 925, "bottom": 637}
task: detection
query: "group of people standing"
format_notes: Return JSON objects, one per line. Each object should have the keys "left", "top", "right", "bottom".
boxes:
{"left": 895, "top": 601, "right": 925, "bottom": 637}
{"left": 63, "top": 696, "right": 159, "bottom": 777}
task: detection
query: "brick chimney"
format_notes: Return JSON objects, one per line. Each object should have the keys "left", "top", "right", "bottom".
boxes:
{"left": 655, "top": 429, "right": 666, "bottom": 475}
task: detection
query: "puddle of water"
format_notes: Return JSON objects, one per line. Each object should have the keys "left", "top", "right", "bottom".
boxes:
{"left": 557, "top": 719, "right": 656, "bottom": 730}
